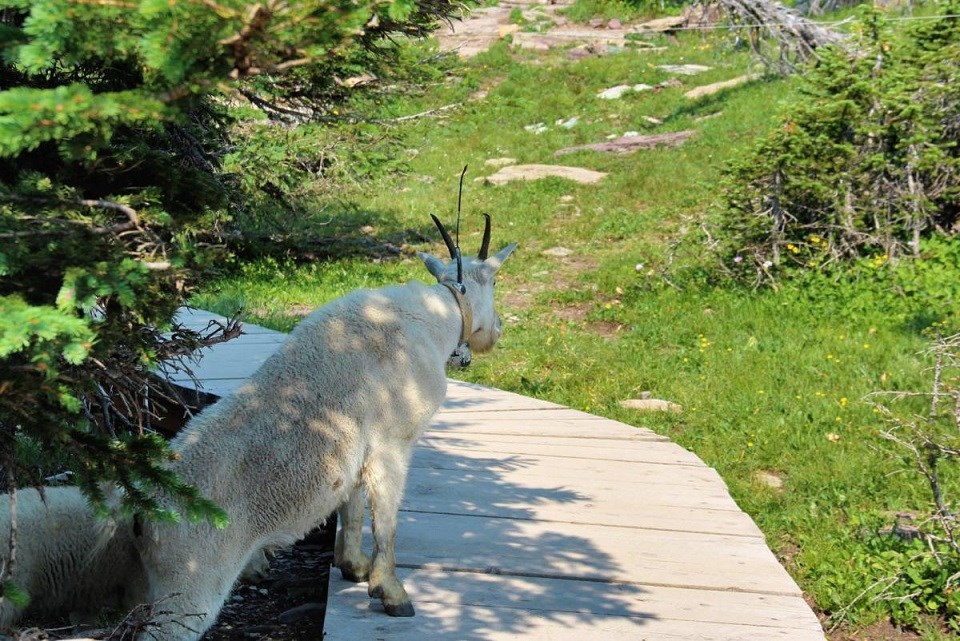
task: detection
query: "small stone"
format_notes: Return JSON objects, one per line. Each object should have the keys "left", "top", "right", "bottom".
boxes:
{"left": 524, "top": 122, "right": 549, "bottom": 134}
{"left": 557, "top": 116, "right": 579, "bottom": 129}
{"left": 597, "top": 84, "right": 652, "bottom": 100}
{"left": 588, "top": 17, "right": 605, "bottom": 28}
{"left": 755, "top": 471, "right": 784, "bottom": 490}
{"left": 360, "top": 225, "right": 375, "bottom": 235}
{"left": 484, "top": 157, "right": 517, "bottom": 168}
{"left": 607, "top": 18, "right": 622, "bottom": 29}
{"left": 622, "top": 131, "right": 640, "bottom": 138}
{"left": 597, "top": 85, "right": 631, "bottom": 100}
{"left": 568, "top": 46, "right": 591, "bottom": 61}
{"left": 244, "top": 625, "right": 279, "bottom": 635}
{"left": 230, "top": 594, "right": 244, "bottom": 603}
{"left": 657, "top": 64, "right": 711, "bottom": 75}
{"left": 259, "top": 587, "right": 268, "bottom": 595}
{"left": 484, "top": 164, "right": 607, "bottom": 185}
{"left": 341, "top": 73, "right": 377, "bottom": 87}
{"left": 498, "top": 23, "right": 520, "bottom": 38}
{"left": 619, "top": 399, "right": 682, "bottom": 412}
{"left": 542, "top": 246, "right": 573, "bottom": 258}
{"left": 559, "top": 195, "right": 575, "bottom": 203}
{"left": 277, "top": 602, "right": 326, "bottom": 624}
{"left": 643, "top": 115, "right": 663, "bottom": 125}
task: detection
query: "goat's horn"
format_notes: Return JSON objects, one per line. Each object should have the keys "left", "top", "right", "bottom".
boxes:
{"left": 478, "top": 214, "right": 491, "bottom": 260}
{"left": 430, "top": 214, "right": 457, "bottom": 260}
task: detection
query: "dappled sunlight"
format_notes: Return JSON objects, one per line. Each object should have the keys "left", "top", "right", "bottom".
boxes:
{"left": 334, "top": 437, "right": 659, "bottom": 638}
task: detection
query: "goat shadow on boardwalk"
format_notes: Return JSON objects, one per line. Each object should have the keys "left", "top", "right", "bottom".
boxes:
{"left": 330, "top": 409, "right": 659, "bottom": 638}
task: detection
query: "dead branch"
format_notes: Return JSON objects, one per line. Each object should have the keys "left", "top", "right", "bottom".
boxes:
{"left": 711, "top": 0, "right": 848, "bottom": 73}
{"left": 0, "top": 194, "right": 141, "bottom": 237}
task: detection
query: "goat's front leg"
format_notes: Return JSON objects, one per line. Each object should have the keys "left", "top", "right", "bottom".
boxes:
{"left": 334, "top": 485, "right": 371, "bottom": 583}
{"left": 364, "top": 447, "right": 415, "bottom": 617}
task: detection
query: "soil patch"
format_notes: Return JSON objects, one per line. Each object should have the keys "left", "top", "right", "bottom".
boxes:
{"left": 201, "top": 523, "right": 336, "bottom": 641}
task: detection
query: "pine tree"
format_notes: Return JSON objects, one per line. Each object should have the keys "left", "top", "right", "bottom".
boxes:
{"left": 0, "top": 0, "right": 462, "bottom": 600}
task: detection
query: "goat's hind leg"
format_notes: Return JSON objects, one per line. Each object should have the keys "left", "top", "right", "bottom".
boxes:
{"left": 334, "top": 485, "right": 372, "bottom": 583}
{"left": 364, "top": 448, "right": 415, "bottom": 617}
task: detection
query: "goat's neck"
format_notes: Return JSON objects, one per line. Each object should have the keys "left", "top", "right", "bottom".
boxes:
{"left": 439, "top": 281, "right": 473, "bottom": 343}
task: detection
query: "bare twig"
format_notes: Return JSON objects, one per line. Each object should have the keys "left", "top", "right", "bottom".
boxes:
{"left": 3, "top": 467, "right": 16, "bottom": 585}
{"left": 0, "top": 194, "right": 141, "bottom": 237}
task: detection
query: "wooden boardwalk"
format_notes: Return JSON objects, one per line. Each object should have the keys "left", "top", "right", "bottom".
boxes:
{"left": 175, "top": 308, "right": 826, "bottom": 641}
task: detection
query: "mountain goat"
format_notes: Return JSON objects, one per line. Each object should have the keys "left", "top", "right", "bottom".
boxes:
{"left": 0, "top": 486, "right": 148, "bottom": 630}
{"left": 134, "top": 215, "right": 516, "bottom": 640}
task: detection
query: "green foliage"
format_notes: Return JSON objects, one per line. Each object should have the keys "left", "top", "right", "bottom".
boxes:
{"left": 0, "top": 579, "right": 29, "bottom": 608}
{"left": 716, "top": 6, "right": 960, "bottom": 283}
{"left": 563, "top": 0, "right": 687, "bottom": 23}
{"left": 0, "top": 0, "right": 464, "bottom": 534}
{"left": 811, "top": 523, "right": 960, "bottom": 631}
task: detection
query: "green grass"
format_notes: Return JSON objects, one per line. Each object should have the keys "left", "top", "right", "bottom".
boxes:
{"left": 192, "top": 26, "right": 959, "bottom": 637}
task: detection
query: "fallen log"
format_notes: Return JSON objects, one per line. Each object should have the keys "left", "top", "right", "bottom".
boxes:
{"left": 555, "top": 130, "right": 694, "bottom": 156}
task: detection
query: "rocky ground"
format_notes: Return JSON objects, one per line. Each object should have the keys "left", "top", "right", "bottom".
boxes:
{"left": 199, "top": 524, "right": 335, "bottom": 641}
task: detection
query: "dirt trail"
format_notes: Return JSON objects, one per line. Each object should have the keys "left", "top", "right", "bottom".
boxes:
{"left": 436, "top": 0, "right": 675, "bottom": 57}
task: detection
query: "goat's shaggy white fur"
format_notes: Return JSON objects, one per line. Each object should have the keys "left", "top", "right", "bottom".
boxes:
{"left": 133, "top": 241, "right": 515, "bottom": 640}
{"left": 0, "top": 486, "right": 148, "bottom": 630}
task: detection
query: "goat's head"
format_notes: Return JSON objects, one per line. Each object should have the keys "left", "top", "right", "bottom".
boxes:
{"left": 419, "top": 214, "right": 517, "bottom": 354}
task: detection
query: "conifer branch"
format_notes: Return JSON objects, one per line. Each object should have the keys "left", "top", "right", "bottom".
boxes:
{"left": 0, "top": 194, "right": 140, "bottom": 236}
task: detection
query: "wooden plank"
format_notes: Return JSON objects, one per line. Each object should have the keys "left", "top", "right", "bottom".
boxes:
{"left": 430, "top": 408, "right": 666, "bottom": 441}
{"left": 174, "top": 307, "right": 286, "bottom": 336}
{"left": 382, "top": 511, "right": 801, "bottom": 595}
{"left": 420, "top": 433, "right": 707, "bottom": 467}
{"left": 326, "top": 575, "right": 825, "bottom": 641}
{"left": 444, "top": 379, "right": 564, "bottom": 412}
{"left": 170, "top": 308, "right": 288, "bottom": 397}
{"left": 330, "top": 569, "right": 823, "bottom": 631}
{"left": 411, "top": 444, "right": 739, "bottom": 492}
{"left": 401, "top": 466, "right": 762, "bottom": 537}
{"left": 409, "top": 450, "right": 740, "bottom": 509}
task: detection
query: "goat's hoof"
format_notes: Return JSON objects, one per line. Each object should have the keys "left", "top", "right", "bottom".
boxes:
{"left": 368, "top": 584, "right": 383, "bottom": 599}
{"left": 384, "top": 601, "right": 415, "bottom": 617}
{"left": 338, "top": 562, "right": 370, "bottom": 583}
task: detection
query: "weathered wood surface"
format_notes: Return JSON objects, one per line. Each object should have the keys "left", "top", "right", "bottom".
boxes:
{"left": 173, "top": 308, "right": 826, "bottom": 640}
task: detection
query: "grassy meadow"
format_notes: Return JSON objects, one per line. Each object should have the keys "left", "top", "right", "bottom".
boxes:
{"left": 192, "top": 15, "right": 960, "bottom": 639}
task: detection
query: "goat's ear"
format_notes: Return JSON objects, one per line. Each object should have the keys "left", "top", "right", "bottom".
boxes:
{"left": 484, "top": 243, "right": 517, "bottom": 272}
{"left": 418, "top": 252, "right": 448, "bottom": 281}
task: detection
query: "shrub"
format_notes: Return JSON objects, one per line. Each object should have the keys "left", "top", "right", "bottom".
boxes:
{"left": 715, "top": 7, "right": 960, "bottom": 285}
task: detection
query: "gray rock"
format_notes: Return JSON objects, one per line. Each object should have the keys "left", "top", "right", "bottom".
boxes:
{"left": 755, "top": 471, "right": 784, "bottom": 490}
{"left": 485, "top": 164, "right": 608, "bottom": 185}
{"left": 657, "top": 64, "right": 711, "bottom": 75}
{"left": 542, "top": 246, "right": 573, "bottom": 258}
{"left": 619, "top": 398, "right": 683, "bottom": 412}
{"left": 484, "top": 157, "right": 517, "bottom": 167}
{"left": 597, "top": 83, "right": 652, "bottom": 100}
{"left": 277, "top": 602, "right": 325, "bottom": 624}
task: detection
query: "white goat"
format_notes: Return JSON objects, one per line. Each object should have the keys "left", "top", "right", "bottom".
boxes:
{"left": 133, "top": 215, "right": 515, "bottom": 640}
{"left": 0, "top": 486, "right": 148, "bottom": 630}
